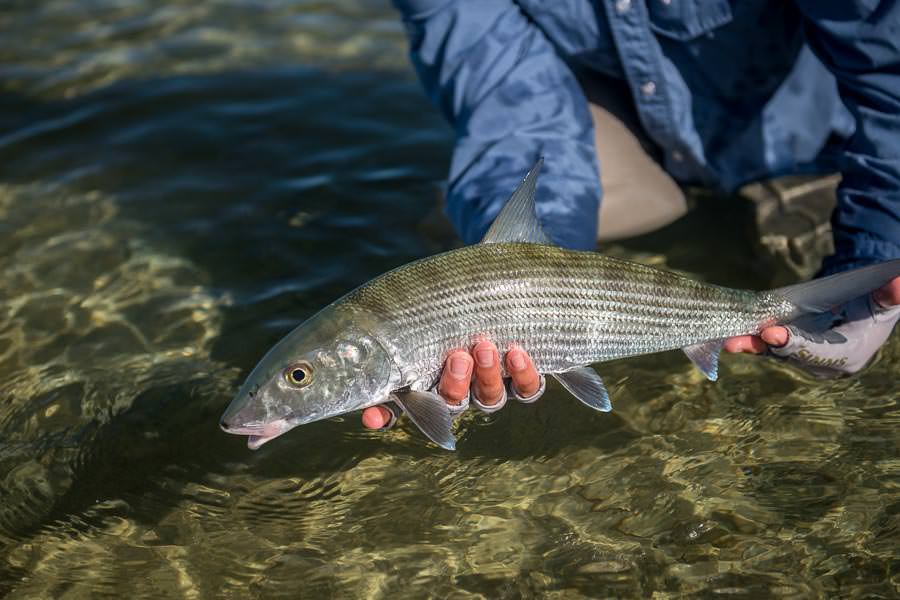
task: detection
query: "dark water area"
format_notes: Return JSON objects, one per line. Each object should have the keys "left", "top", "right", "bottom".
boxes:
{"left": 1, "top": 1, "right": 898, "bottom": 598}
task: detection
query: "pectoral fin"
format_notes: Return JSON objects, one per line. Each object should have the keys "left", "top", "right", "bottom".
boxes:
{"left": 552, "top": 367, "right": 612, "bottom": 412}
{"left": 480, "top": 158, "right": 554, "bottom": 245}
{"left": 682, "top": 339, "right": 724, "bottom": 381}
{"left": 392, "top": 391, "right": 456, "bottom": 451}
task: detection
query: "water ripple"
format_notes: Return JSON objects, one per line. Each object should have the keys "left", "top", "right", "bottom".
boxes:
{"left": 0, "top": 1, "right": 898, "bottom": 597}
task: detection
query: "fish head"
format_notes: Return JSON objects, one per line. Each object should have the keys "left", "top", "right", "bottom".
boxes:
{"left": 220, "top": 306, "right": 398, "bottom": 449}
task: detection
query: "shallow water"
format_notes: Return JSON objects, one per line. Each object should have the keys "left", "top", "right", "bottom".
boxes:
{"left": 1, "top": 1, "right": 899, "bottom": 598}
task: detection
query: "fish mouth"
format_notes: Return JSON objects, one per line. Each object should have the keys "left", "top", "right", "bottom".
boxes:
{"left": 220, "top": 418, "right": 294, "bottom": 450}
{"left": 246, "top": 434, "right": 278, "bottom": 450}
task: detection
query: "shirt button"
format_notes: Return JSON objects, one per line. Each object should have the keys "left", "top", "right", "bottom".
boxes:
{"left": 672, "top": 150, "right": 684, "bottom": 162}
{"left": 640, "top": 81, "right": 656, "bottom": 97}
{"left": 660, "top": 0, "right": 672, "bottom": 5}
{"left": 615, "top": 0, "right": 631, "bottom": 14}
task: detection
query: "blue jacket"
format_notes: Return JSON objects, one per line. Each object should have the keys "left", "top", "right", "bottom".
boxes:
{"left": 392, "top": 0, "right": 900, "bottom": 275}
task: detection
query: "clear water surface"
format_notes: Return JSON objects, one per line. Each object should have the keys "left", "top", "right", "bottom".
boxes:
{"left": 1, "top": 1, "right": 898, "bottom": 598}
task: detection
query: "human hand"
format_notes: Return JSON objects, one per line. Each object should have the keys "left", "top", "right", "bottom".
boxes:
{"left": 361, "top": 341, "right": 544, "bottom": 430}
{"left": 723, "top": 277, "right": 900, "bottom": 377}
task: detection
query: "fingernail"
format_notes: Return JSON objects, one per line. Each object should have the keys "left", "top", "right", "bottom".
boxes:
{"left": 449, "top": 356, "right": 470, "bottom": 379}
{"left": 761, "top": 329, "right": 787, "bottom": 347}
{"left": 475, "top": 349, "right": 493, "bottom": 368}
{"left": 509, "top": 351, "right": 526, "bottom": 372}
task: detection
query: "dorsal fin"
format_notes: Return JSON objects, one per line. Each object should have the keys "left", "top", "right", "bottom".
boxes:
{"left": 480, "top": 158, "right": 553, "bottom": 245}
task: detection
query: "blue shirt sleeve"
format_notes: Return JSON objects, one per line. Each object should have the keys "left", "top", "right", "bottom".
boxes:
{"left": 392, "top": 0, "right": 601, "bottom": 250}
{"left": 794, "top": 1, "right": 900, "bottom": 275}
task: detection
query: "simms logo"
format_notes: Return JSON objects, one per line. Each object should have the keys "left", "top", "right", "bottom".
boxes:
{"left": 790, "top": 347, "right": 848, "bottom": 369}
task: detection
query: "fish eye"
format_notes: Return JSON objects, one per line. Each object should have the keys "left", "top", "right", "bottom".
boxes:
{"left": 284, "top": 361, "right": 313, "bottom": 387}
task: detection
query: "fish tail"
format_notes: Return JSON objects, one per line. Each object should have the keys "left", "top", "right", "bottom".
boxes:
{"left": 773, "top": 258, "right": 900, "bottom": 315}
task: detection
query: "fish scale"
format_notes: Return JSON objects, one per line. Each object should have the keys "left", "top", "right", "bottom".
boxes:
{"left": 345, "top": 242, "right": 796, "bottom": 384}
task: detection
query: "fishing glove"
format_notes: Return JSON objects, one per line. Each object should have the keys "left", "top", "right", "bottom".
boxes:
{"left": 769, "top": 293, "right": 900, "bottom": 377}
{"left": 375, "top": 401, "right": 402, "bottom": 431}
{"left": 510, "top": 375, "right": 546, "bottom": 404}
{"left": 472, "top": 385, "right": 506, "bottom": 413}
{"left": 473, "top": 374, "right": 548, "bottom": 412}
{"left": 378, "top": 373, "right": 548, "bottom": 428}
{"left": 447, "top": 393, "right": 470, "bottom": 416}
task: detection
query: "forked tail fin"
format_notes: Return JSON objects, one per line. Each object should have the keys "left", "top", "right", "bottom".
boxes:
{"left": 682, "top": 259, "right": 899, "bottom": 383}
{"left": 773, "top": 259, "right": 900, "bottom": 314}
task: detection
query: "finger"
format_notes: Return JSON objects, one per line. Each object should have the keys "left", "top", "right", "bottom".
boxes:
{"left": 505, "top": 347, "right": 541, "bottom": 398}
{"left": 872, "top": 276, "right": 900, "bottom": 308}
{"left": 759, "top": 326, "right": 790, "bottom": 347}
{"left": 438, "top": 350, "right": 473, "bottom": 406}
{"left": 472, "top": 341, "right": 505, "bottom": 405}
{"left": 722, "top": 335, "right": 769, "bottom": 354}
{"left": 361, "top": 406, "right": 391, "bottom": 430}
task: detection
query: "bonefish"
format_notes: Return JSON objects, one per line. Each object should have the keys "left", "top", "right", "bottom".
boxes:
{"left": 220, "top": 159, "right": 900, "bottom": 450}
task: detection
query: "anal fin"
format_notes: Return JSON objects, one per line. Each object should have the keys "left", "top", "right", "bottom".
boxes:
{"left": 551, "top": 367, "right": 612, "bottom": 412}
{"left": 392, "top": 390, "right": 456, "bottom": 451}
{"left": 682, "top": 339, "right": 724, "bottom": 381}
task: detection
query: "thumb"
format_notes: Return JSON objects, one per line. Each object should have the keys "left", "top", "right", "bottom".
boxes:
{"left": 872, "top": 276, "right": 900, "bottom": 309}
{"left": 759, "top": 326, "right": 789, "bottom": 347}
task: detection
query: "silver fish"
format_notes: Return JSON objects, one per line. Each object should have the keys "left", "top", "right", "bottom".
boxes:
{"left": 220, "top": 159, "right": 900, "bottom": 450}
